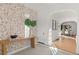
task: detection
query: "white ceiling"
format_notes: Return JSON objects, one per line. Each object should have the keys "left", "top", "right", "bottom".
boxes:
{"left": 24, "top": 3, "right": 79, "bottom": 21}
{"left": 24, "top": 3, "right": 79, "bottom": 12}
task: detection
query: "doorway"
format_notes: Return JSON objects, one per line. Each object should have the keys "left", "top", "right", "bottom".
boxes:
{"left": 52, "top": 9, "right": 78, "bottom": 54}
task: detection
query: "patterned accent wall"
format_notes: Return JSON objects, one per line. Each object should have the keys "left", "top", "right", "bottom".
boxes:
{"left": 0, "top": 4, "right": 37, "bottom": 40}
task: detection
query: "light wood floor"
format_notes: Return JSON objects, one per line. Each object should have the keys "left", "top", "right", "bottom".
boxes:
{"left": 54, "top": 35, "right": 76, "bottom": 54}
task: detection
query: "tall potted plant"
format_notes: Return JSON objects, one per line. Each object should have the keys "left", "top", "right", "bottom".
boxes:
{"left": 25, "top": 19, "right": 36, "bottom": 37}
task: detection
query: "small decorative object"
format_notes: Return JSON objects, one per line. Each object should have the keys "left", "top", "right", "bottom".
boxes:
{"left": 10, "top": 35, "right": 17, "bottom": 39}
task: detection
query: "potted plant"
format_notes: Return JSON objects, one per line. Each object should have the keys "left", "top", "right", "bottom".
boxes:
{"left": 25, "top": 19, "right": 37, "bottom": 37}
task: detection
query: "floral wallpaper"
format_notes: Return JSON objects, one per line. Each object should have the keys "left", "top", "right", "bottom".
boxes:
{"left": 0, "top": 4, "right": 37, "bottom": 40}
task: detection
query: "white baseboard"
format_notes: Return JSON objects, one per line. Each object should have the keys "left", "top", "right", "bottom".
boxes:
{"left": 7, "top": 45, "right": 31, "bottom": 55}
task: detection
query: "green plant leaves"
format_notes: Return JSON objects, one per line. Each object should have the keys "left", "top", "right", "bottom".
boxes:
{"left": 25, "top": 19, "right": 31, "bottom": 27}
{"left": 25, "top": 19, "right": 36, "bottom": 27}
{"left": 31, "top": 20, "right": 36, "bottom": 27}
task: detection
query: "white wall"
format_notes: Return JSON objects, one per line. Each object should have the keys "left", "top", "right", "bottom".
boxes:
{"left": 76, "top": 22, "right": 79, "bottom": 54}
{"left": 24, "top": 4, "right": 79, "bottom": 53}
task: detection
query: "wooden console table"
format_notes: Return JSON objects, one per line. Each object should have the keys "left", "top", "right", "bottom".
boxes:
{"left": 0, "top": 37, "right": 36, "bottom": 55}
